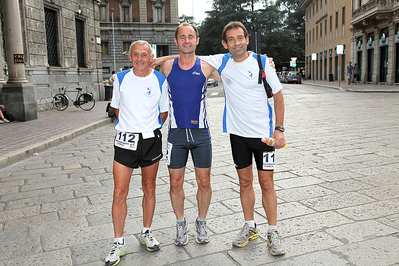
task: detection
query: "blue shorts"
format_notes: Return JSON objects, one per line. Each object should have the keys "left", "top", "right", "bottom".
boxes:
{"left": 166, "top": 128, "right": 212, "bottom": 169}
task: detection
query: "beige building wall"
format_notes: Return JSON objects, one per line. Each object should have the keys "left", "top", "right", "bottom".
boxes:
{"left": 302, "top": 0, "right": 352, "bottom": 81}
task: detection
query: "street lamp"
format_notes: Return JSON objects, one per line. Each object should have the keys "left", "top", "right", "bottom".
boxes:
{"left": 111, "top": 8, "right": 116, "bottom": 73}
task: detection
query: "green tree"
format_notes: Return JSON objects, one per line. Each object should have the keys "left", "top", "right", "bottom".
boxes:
{"left": 179, "top": 14, "right": 195, "bottom": 24}
{"left": 196, "top": 0, "right": 305, "bottom": 69}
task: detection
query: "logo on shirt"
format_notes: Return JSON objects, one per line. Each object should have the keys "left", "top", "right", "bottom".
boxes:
{"left": 192, "top": 71, "right": 200, "bottom": 76}
{"left": 247, "top": 70, "right": 255, "bottom": 80}
{"left": 191, "top": 120, "right": 198, "bottom": 125}
{"left": 144, "top": 87, "right": 153, "bottom": 97}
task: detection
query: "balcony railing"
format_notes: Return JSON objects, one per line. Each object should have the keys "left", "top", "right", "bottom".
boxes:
{"left": 353, "top": 0, "right": 394, "bottom": 19}
{"left": 100, "top": 22, "right": 178, "bottom": 30}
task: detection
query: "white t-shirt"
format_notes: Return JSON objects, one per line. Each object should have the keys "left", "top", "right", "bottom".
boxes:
{"left": 200, "top": 52, "right": 282, "bottom": 138}
{"left": 111, "top": 69, "right": 169, "bottom": 133}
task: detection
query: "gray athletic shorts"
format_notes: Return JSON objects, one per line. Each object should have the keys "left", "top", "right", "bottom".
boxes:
{"left": 166, "top": 128, "right": 212, "bottom": 169}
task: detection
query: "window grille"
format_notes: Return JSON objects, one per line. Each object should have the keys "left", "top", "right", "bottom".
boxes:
{"left": 45, "top": 8, "right": 60, "bottom": 66}
{"left": 75, "top": 18, "right": 85, "bottom": 67}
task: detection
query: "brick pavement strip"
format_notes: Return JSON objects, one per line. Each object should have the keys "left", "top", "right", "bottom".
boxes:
{"left": 1, "top": 89, "right": 399, "bottom": 265}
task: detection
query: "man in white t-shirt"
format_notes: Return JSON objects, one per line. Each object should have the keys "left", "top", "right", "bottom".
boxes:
{"left": 199, "top": 21, "right": 286, "bottom": 256}
{"left": 105, "top": 40, "right": 169, "bottom": 266}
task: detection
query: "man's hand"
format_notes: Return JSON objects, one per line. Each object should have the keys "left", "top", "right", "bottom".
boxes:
{"left": 0, "top": 105, "right": 5, "bottom": 110}
{"left": 271, "top": 130, "right": 285, "bottom": 149}
{"left": 265, "top": 54, "right": 276, "bottom": 71}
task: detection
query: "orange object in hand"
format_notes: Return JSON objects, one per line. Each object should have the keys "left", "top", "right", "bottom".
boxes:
{"left": 261, "top": 137, "right": 287, "bottom": 149}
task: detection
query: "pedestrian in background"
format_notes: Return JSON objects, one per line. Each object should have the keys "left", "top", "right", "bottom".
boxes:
{"left": 109, "top": 71, "right": 116, "bottom": 85}
{"left": 0, "top": 105, "right": 10, "bottom": 124}
{"left": 347, "top": 62, "right": 353, "bottom": 85}
{"left": 105, "top": 40, "right": 169, "bottom": 266}
{"left": 353, "top": 63, "right": 359, "bottom": 84}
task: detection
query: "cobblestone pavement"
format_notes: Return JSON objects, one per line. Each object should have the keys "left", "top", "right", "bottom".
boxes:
{"left": 0, "top": 85, "right": 399, "bottom": 265}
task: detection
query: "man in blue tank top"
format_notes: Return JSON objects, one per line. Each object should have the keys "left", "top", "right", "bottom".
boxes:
{"left": 159, "top": 23, "right": 220, "bottom": 246}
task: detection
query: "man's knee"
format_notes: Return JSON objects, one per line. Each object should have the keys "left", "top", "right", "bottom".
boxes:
{"left": 197, "top": 176, "right": 211, "bottom": 191}
{"left": 113, "top": 186, "right": 128, "bottom": 203}
{"left": 259, "top": 178, "right": 274, "bottom": 193}
{"left": 142, "top": 181, "right": 156, "bottom": 197}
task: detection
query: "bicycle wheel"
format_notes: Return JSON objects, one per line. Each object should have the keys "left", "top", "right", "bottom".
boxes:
{"left": 53, "top": 94, "right": 68, "bottom": 111}
{"left": 78, "top": 93, "right": 95, "bottom": 111}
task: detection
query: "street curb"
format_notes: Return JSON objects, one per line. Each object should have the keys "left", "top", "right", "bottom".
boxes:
{"left": 303, "top": 82, "right": 399, "bottom": 93}
{"left": 0, "top": 118, "right": 112, "bottom": 169}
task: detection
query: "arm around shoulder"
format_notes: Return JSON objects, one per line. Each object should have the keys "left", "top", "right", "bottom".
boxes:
{"left": 159, "top": 59, "right": 174, "bottom": 77}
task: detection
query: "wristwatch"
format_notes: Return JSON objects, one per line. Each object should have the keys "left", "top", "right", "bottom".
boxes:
{"left": 275, "top": 126, "right": 285, "bottom": 132}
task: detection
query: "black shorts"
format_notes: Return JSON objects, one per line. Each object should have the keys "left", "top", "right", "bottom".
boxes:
{"left": 166, "top": 128, "right": 212, "bottom": 169}
{"left": 114, "top": 129, "right": 163, "bottom": 169}
{"left": 230, "top": 134, "right": 275, "bottom": 171}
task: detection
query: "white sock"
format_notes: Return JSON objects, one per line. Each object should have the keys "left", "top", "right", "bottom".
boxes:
{"left": 196, "top": 217, "right": 206, "bottom": 222}
{"left": 114, "top": 236, "right": 124, "bottom": 245}
{"left": 245, "top": 220, "right": 256, "bottom": 228}
{"left": 142, "top": 227, "right": 151, "bottom": 234}
{"left": 177, "top": 217, "right": 185, "bottom": 223}
{"left": 268, "top": 225, "right": 278, "bottom": 232}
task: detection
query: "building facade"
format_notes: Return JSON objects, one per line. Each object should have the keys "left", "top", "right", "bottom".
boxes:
{"left": 351, "top": 0, "right": 399, "bottom": 84}
{"left": 1, "top": 0, "right": 104, "bottom": 119}
{"left": 99, "top": 0, "right": 179, "bottom": 77}
{"left": 302, "top": 0, "right": 352, "bottom": 81}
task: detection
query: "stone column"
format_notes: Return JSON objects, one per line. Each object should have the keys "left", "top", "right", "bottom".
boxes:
{"left": 362, "top": 33, "right": 367, "bottom": 83}
{"left": 386, "top": 24, "right": 394, "bottom": 85}
{"left": 1, "top": 0, "right": 37, "bottom": 121}
{"left": 0, "top": 17, "right": 6, "bottom": 84}
{"left": 373, "top": 28, "right": 380, "bottom": 84}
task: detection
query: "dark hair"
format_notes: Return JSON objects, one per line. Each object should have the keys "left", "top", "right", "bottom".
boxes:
{"left": 175, "top": 23, "right": 199, "bottom": 39}
{"left": 222, "top": 21, "right": 248, "bottom": 43}
{"left": 112, "top": 71, "right": 115, "bottom": 74}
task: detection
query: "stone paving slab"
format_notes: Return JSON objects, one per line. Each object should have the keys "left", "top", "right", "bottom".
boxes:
{"left": 1, "top": 87, "right": 399, "bottom": 265}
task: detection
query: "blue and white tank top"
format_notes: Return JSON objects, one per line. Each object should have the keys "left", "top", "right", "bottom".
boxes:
{"left": 167, "top": 57, "right": 209, "bottom": 129}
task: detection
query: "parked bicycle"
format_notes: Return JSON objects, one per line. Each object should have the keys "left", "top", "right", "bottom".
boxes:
{"left": 53, "top": 87, "right": 95, "bottom": 111}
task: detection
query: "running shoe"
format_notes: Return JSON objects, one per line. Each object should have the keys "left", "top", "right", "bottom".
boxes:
{"left": 232, "top": 223, "right": 258, "bottom": 247}
{"left": 195, "top": 219, "right": 210, "bottom": 244}
{"left": 2, "top": 119, "right": 9, "bottom": 123}
{"left": 139, "top": 230, "right": 161, "bottom": 251}
{"left": 267, "top": 230, "right": 286, "bottom": 256}
{"left": 175, "top": 218, "right": 189, "bottom": 246}
{"left": 105, "top": 240, "right": 127, "bottom": 266}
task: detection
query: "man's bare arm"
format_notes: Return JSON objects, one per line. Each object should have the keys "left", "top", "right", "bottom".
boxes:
{"left": 200, "top": 60, "right": 221, "bottom": 82}
{"left": 159, "top": 59, "right": 174, "bottom": 77}
{"left": 161, "top": 112, "right": 168, "bottom": 125}
{"left": 271, "top": 90, "right": 285, "bottom": 149}
{"left": 152, "top": 55, "right": 178, "bottom": 68}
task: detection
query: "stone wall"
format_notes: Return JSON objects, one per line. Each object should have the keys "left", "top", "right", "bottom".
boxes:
{"left": 1, "top": 0, "right": 104, "bottom": 110}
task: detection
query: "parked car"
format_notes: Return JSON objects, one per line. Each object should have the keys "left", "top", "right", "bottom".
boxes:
{"left": 285, "top": 71, "right": 302, "bottom": 84}
{"left": 279, "top": 71, "right": 288, "bottom": 83}
{"left": 207, "top": 78, "right": 218, "bottom": 87}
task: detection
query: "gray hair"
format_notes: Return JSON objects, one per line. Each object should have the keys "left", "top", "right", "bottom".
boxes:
{"left": 129, "top": 40, "right": 153, "bottom": 56}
